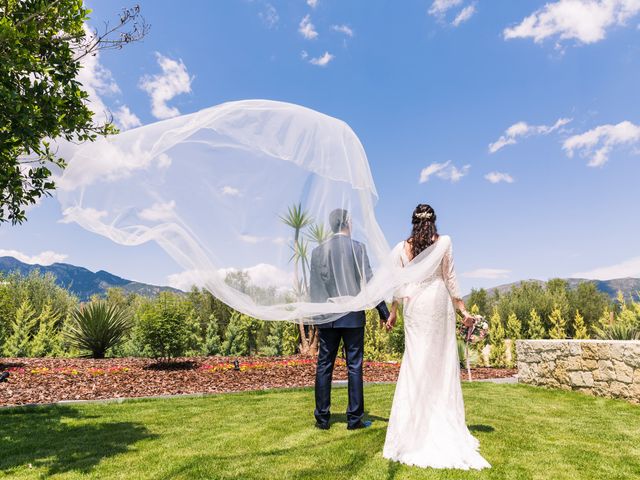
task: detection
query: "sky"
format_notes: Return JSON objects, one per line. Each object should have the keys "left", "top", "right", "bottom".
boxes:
{"left": 2, "top": 0, "right": 640, "bottom": 295}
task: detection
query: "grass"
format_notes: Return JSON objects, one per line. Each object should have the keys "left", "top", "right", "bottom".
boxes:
{"left": 0, "top": 383, "right": 639, "bottom": 480}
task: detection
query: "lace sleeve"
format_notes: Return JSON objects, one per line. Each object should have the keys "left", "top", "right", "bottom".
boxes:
{"left": 442, "top": 240, "right": 462, "bottom": 301}
{"left": 391, "top": 241, "right": 406, "bottom": 303}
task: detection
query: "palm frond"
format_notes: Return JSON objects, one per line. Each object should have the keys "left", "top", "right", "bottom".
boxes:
{"left": 279, "top": 203, "right": 313, "bottom": 230}
{"left": 306, "top": 223, "right": 331, "bottom": 244}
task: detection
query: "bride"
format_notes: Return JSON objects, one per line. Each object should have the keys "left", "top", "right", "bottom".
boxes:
{"left": 382, "top": 204, "right": 491, "bottom": 470}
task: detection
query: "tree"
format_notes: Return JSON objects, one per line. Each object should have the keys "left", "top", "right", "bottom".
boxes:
{"left": 573, "top": 310, "right": 588, "bottom": 339}
{"left": 203, "top": 314, "right": 222, "bottom": 356}
{"left": 527, "top": 308, "right": 545, "bottom": 339}
{"left": 3, "top": 299, "right": 37, "bottom": 357}
{"left": 29, "top": 302, "right": 62, "bottom": 357}
{"left": 567, "top": 282, "right": 609, "bottom": 333}
{"left": 136, "top": 294, "right": 191, "bottom": 360}
{"left": 0, "top": 1, "right": 148, "bottom": 224}
{"left": 488, "top": 308, "right": 507, "bottom": 367}
{"left": 467, "top": 288, "right": 491, "bottom": 318}
{"left": 548, "top": 305, "right": 566, "bottom": 339}
{"left": 280, "top": 203, "right": 318, "bottom": 355}
{"left": 505, "top": 312, "right": 522, "bottom": 366}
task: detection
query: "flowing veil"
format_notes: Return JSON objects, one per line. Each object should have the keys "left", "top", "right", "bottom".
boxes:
{"left": 56, "top": 100, "right": 448, "bottom": 323}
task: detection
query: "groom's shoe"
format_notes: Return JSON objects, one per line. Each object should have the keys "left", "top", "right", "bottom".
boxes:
{"left": 315, "top": 422, "right": 330, "bottom": 430}
{"left": 347, "top": 420, "right": 372, "bottom": 430}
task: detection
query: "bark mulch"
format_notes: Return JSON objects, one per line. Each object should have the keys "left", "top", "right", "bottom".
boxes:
{"left": 0, "top": 357, "right": 517, "bottom": 407}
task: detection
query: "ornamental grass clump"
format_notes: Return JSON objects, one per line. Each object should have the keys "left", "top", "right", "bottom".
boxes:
{"left": 65, "top": 301, "right": 132, "bottom": 358}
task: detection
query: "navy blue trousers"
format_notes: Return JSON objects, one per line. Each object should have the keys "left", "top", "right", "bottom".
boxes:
{"left": 314, "top": 327, "right": 365, "bottom": 428}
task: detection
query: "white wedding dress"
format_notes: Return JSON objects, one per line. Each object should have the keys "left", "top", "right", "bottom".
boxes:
{"left": 382, "top": 236, "right": 491, "bottom": 470}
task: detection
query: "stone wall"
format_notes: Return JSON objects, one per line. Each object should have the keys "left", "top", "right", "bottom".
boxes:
{"left": 516, "top": 340, "right": 640, "bottom": 403}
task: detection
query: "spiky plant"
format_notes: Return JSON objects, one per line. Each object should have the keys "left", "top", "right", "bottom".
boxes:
{"left": 595, "top": 323, "right": 640, "bottom": 340}
{"left": 280, "top": 203, "right": 318, "bottom": 355}
{"left": 65, "top": 301, "right": 132, "bottom": 358}
{"left": 280, "top": 203, "right": 313, "bottom": 296}
{"left": 307, "top": 223, "right": 331, "bottom": 245}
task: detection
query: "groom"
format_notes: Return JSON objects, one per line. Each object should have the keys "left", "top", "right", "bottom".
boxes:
{"left": 310, "top": 208, "right": 390, "bottom": 430}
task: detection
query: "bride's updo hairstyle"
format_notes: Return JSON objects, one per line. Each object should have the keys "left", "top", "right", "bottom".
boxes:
{"left": 407, "top": 204, "right": 438, "bottom": 260}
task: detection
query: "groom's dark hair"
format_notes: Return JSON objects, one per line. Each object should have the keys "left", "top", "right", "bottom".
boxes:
{"left": 329, "top": 209, "right": 349, "bottom": 233}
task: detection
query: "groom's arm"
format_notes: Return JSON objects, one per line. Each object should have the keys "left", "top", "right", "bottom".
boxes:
{"left": 360, "top": 243, "right": 389, "bottom": 321}
{"left": 375, "top": 301, "right": 390, "bottom": 321}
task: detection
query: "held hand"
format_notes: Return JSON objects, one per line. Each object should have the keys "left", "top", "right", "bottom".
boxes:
{"left": 385, "top": 312, "right": 397, "bottom": 332}
{"left": 462, "top": 313, "right": 476, "bottom": 328}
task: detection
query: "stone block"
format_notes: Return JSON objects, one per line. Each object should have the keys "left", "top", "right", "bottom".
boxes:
{"left": 612, "top": 360, "right": 634, "bottom": 383}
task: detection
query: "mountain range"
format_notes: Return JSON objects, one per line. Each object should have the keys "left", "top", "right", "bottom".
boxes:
{"left": 464, "top": 277, "right": 640, "bottom": 302}
{"left": 1, "top": 256, "right": 638, "bottom": 303}
{"left": 0, "top": 256, "right": 182, "bottom": 301}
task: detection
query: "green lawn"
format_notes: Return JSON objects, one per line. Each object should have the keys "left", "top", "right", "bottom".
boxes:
{"left": 1, "top": 383, "right": 639, "bottom": 480}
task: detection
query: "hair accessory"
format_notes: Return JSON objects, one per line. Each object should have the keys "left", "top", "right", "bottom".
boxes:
{"left": 415, "top": 211, "right": 432, "bottom": 220}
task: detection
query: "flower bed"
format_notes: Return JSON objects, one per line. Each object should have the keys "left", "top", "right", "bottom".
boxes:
{"left": 0, "top": 356, "right": 516, "bottom": 407}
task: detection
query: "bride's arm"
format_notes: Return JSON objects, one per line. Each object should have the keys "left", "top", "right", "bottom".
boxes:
{"left": 442, "top": 240, "right": 473, "bottom": 325}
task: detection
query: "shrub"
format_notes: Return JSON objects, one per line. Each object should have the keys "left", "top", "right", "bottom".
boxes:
{"left": 595, "top": 323, "right": 640, "bottom": 340}
{"left": 222, "top": 311, "right": 260, "bottom": 356}
{"left": 488, "top": 307, "right": 507, "bottom": 367}
{"left": 364, "top": 309, "right": 392, "bottom": 361}
{"left": 203, "top": 314, "right": 222, "bottom": 356}
{"left": 505, "top": 312, "right": 522, "bottom": 367}
{"left": 3, "top": 299, "right": 37, "bottom": 357}
{"left": 136, "top": 294, "right": 193, "bottom": 360}
{"left": 457, "top": 338, "right": 480, "bottom": 369}
{"left": 30, "top": 302, "right": 62, "bottom": 357}
{"left": 573, "top": 310, "right": 589, "bottom": 339}
{"left": 548, "top": 305, "right": 566, "bottom": 339}
{"left": 527, "top": 308, "right": 545, "bottom": 339}
{"left": 66, "top": 301, "right": 132, "bottom": 358}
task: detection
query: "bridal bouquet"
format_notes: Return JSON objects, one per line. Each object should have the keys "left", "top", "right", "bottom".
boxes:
{"left": 459, "top": 315, "right": 489, "bottom": 344}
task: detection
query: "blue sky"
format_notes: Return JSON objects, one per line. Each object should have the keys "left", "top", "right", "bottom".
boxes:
{"left": 2, "top": 0, "right": 640, "bottom": 294}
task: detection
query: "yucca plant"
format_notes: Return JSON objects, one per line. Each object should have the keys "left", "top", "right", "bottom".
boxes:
{"left": 65, "top": 301, "right": 132, "bottom": 358}
{"left": 306, "top": 223, "right": 331, "bottom": 245}
{"left": 595, "top": 323, "right": 640, "bottom": 341}
{"left": 280, "top": 203, "right": 314, "bottom": 296}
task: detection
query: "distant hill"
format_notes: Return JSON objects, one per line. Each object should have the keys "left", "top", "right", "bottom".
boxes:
{"left": 0, "top": 257, "right": 183, "bottom": 301}
{"left": 464, "top": 277, "right": 640, "bottom": 302}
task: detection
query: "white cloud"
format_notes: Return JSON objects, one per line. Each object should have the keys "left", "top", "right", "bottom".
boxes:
{"left": 309, "top": 51, "right": 334, "bottom": 66}
{"left": 139, "top": 53, "right": 192, "bottom": 119}
{"left": 259, "top": 3, "right": 279, "bottom": 29}
{"left": 484, "top": 171, "right": 515, "bottom": 184}
{"left": 563, "top": 120, "right": 640, "bottom": 167}
{"left": 572, "top": 256, "right": 640, "bottom": 279}
{"left": 60, "top": 207, "right": 108, "bottom": 224}
{"left": 0, "top": 249, "right": 68, "bottom": 266}
{"left": 452, "top": 4, "right": 477, "bottom": 26}
{"left": 138, "top": 200, "right": 176, "bottom": 222}
{"left": 503, "top": 0, "right": 640, "bottom": 45}
{"left": 489, "top": 117, "right": 571, "bottom": 153}
{"left": 239, "top": 234, "right": 264, "bottom": 244}
{"left": 462, "top": 268, "right": 511, "bottom": 279}
{"left": 56, "top": 140, "right": 172, "bottom": 191}
{"left": 299, "top": 14, "right": 319, "bottom": 39}
{"left": 307, "top": 0, "right": 319, "bottom": 8}
{"left": 113, "top": 105, "right": 142, "bottom": 130}
{"left": 168, "top": 264, "right": 293, "bottom": 291}
{"left": 332, "top": 24, "right": 354, "bottom": 37}
{"left": 222, "top": 186, "right": 241, "bottom": 197}
{"left": 429, "top": 0, "right": 464, "bottom": 16}
{"left": 419, "top": 160, "right": 470, "bottom": 183}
